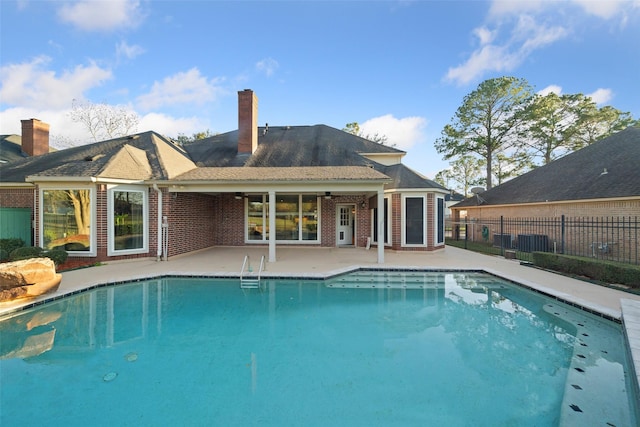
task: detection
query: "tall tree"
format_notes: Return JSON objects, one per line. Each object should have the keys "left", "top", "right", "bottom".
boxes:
{"left": 69, "top": 99, "right": 140, "bottom": 142}
{"left": 519, "top": 92, "right": 588, "bottom": 164}
{"left": 491, "top": 151, "right": 534, "bottom": 186}
{"left": 435, "top": 76, "right": 533, "bottom": 189}
{"left": 570, "top": 103, "right": 638, "bottom": 149}
{"left": 435, "top": 155, "right": 485, "bottom": 197}
{"left": 343, "top": 122, "right": 389, "bottom": 145}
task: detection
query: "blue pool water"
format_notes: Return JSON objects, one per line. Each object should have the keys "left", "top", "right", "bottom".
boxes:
{"left": 0, "top": 271, "right": 637, "bottom": 426}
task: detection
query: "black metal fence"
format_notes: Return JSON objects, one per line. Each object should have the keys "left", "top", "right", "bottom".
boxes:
{"left": 446, "top": 215, "right": 639, "bottom": 265}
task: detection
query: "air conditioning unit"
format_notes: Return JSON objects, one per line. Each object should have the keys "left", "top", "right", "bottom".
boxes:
{"left": 493, "top": 233, "right": 513, "bottom": 249}
{"left": 518, "top": 234, "right": 549, "bottom": 253}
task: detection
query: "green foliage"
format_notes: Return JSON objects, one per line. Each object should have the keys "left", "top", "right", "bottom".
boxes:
{"left": 9, "top": 246, "right": 44, "bottom": 261}
{"left": 435, "top": 76, "right": 534, "bottom": 189}
{"left": 45, "top": 248, "right": 69, "bottom": 266}
{"left": 7, "top": 245, "right": 68, "bottom": 266}
{"left": 0, "top": 238, "right": 25, "bottom": 260}
{"left": 532, "top": 252, "right": 640, "bottom": 288}
{"left": 435, "top": 155, "right": 485, "bottom": 196}
{"left": 174, "top": 129, "right": 216, "bottom": 145}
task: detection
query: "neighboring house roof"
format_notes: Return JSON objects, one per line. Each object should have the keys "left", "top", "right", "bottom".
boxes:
{"left": 0, "top": 135, "right": 24, "bottom": 163}
{"left": 453, "top": 126, "right": 640, "bottom": 208}
{"left": 0, "top": 134, "right": 57, "bottom": 164}
{"left": 445, "top": 192, "right": 465, "bottom": 203}
{"left": 0, "top": 124, "right": 445, "bottom": 192}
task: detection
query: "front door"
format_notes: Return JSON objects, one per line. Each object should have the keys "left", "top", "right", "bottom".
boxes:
{"left": 337, "top": 205, "right": 354, "bottom": 246}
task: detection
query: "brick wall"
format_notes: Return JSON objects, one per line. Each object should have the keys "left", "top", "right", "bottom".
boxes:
{"left": 457, "top": 199, "right": 640, "bottom": 220}
{"left": 166, "top": 192, "right": 217, "bottom": 256}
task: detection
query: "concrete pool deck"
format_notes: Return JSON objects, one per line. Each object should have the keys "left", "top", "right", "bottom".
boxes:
{"left": 1, "top": 245, "right": 639, "bottom": 394}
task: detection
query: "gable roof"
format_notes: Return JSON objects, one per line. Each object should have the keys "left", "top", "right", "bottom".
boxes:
{"left": 0, "top": 131, "right": 196, "bottom": 183}
{"left": 454, "top": 126, "right": 640, "bottom": 208}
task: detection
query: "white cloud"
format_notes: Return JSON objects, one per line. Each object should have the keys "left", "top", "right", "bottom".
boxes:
{"left": 256, "top": 58, "right": 279, "bottom": 77}
{"left": 360, "top": 114, "right": 427, "bottom": 151}
{"left": 0, "top": 106, "right": 97, "bottom": 146}
{"left": 538, "top": 85, "right": 562, "bottom": 96}
{"left": 587, "top": 88, "right": 613, "bottom": 105}
{"left": 490, "top": 0, "right": 632, "bottom": 19}
{"left": 138, "top": 112, "right": 209, "bottom": 138}
{"left": 445, "top": 15, "right": 568, "bottom": 85}
{"left": 57, "top": 0, "right": 143, "bottom": 32}
{"left": 135, "top": 68, "right": 225, "bottom": 110}
{"left": 0, "top": 56, "right": 112, "bottom": 110}
{"left": 572, "top": 0, "right": 627, "bottom": 19}
{"left": 116, "top": 41, "right": 145, "bottom": 60}
{"left": 473, "top": 26, "right": 496, "bottom": 45}
{"left": 445, "top": 44, "right": 517, "bottom": 85}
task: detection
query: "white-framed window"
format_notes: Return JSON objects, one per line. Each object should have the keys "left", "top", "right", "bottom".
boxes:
{"left": 107, "top": 185, "right": 148, "bottom": 256}
{"left": 246, "top": 194, "right": 320, "bottom": 243}
{"left": 436, "top": 196, "right": 445, "bottom": 245}
{"left": 402, "top": 195, "right": 425, "bottom": 246}
{"left": 40, "top": 186, "right": 96, "bottom": 256}
{"left": 371, "top": 197, "right": 391, "bottom": 245}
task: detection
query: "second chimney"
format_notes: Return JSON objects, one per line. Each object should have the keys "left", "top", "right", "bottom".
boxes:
{"left": 21, "top": 118, "right": 50, "bottom": 157}
{"left": 238, "top": 89, "right": 258, "bottom": 154}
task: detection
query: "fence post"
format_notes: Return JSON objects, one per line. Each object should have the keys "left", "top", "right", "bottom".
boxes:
{"left": 561, "top": 215, "right": 565, "bottom": 254}
{"left": 500, "top": 215, "right": 504, "bottom": 257}
{"left": 464, "top": 217, "right": 468, "bottom": 250}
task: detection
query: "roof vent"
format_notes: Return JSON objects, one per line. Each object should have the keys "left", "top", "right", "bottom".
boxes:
{"left": 128, "top": 135, "right": 140, "bottom": 140}
{"left": 85, "top": 153, "right": 105, "bottom": 162}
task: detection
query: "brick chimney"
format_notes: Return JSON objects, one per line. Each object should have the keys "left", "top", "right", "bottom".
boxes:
{"left": 21, "top": 118, "right": 50, "bottom": 156}
{"left": 238, "top": 89, "right": 258, "bottom": 154}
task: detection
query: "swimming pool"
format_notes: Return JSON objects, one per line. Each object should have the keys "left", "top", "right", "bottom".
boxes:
{"left": 0, "top": 271, "right": 637, "bottom": 426}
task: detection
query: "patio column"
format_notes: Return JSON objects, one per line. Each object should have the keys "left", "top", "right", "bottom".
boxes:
{"left": 377, "top": 189, "right": 384, "bottom": 264}
{"left": 268, "top": 190, "right": 276, "bottom": 262}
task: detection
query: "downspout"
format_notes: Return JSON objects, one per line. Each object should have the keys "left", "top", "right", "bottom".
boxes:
{"left": 153, "top": 184, "right": 162, "bottom": 261}
{"left": 33, "top": 186, "right": 37, "bottom": 247}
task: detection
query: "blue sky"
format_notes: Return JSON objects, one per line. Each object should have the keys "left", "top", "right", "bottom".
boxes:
{"left": 1, "top": 0, "right": 639, "bottom": 178}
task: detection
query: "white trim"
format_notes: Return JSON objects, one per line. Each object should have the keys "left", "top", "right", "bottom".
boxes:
{"left": 39, "top": 185, "right": 97, "bottom": 257}
{"left": 245, "top": 193, "right": 321, "bottom": 244}
{"left": 106, "top": 185, "right": 149, "bottom": 256}
{"left": 401, "top": 194, "right": 426, "bottom": 247}
{"left": 435, "top": 195, "right": 445, "bottom": 246}
{"left": 371, "top": 195, "right": 392, "bottom": 247}
{"left": 336, "top": 203, "right": 356, "bottom": 247}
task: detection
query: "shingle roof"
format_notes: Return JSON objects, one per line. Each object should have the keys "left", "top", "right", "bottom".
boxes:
{"left": 0, "top": 124, "right": 442, "bottom": 192}
{"left": 377, "top": 163, "right": 446, "bottom": 191}
{"left": 454, "top": 126, "right": 640, "bottom": 208}
{"left": 173, "top": 166, "right": 391, "bottom": 182}
{"left": 184, "top": 124, "right": 404, "bottom": 167}
{"left": 0, "top": 135, "right": 24, "bottom": 163}
{"left": 0, "top": 132, "right": 196, "bottom": 183}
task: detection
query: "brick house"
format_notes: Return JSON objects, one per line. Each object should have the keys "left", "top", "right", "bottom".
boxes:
{"left": 450, "top": 126, "right": 640, "bottom": 246}
{"left": 0, "top": 90, "right": 448, "bottom": 266}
